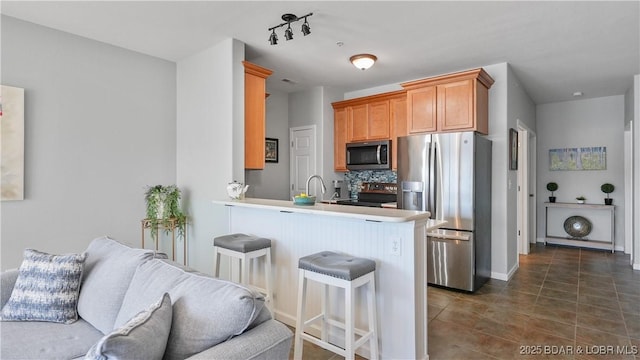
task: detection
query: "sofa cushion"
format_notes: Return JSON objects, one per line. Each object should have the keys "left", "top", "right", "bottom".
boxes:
{"left": 115, "top": 259, "right": 266, "bottom": 360}
{"left": 77, "top": 236, "right": 156, "bottom": 334}
{"left": 0, "top": 318, "right": 103, "bottom": 359}
{"left": 85, "top": 293, "right": 172, "bottom": 360}
{"left": 1, "top": 249, "right": 86, "bottom": 324}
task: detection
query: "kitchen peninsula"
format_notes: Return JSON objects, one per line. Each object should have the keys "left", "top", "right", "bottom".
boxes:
{"left": 212, "top": 198, "right": 446, "bottom": 360}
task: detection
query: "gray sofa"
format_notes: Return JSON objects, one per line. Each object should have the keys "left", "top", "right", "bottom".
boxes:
{"left": 0, "top": 236, "right": 292, "bottom": 359}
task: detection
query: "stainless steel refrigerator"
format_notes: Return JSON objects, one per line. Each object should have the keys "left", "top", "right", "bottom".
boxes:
{"left": 397, "top": 131, "right": 491, "bottom": 292}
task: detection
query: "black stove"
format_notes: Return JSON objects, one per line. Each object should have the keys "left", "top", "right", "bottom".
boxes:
{"left": 336, "top": 182, "right": 397, "bottom": 208}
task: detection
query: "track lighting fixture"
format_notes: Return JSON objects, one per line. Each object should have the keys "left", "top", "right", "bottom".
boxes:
{"left": 268, "top": 13, "right": 313, "bottom": 45}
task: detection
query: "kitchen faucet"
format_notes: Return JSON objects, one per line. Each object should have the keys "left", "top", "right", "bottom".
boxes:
{"left": 305, "top": 175, "right": 327, "bottom": 197}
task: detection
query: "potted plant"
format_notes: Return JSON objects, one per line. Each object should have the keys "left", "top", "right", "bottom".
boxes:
{"left": 601, "top": 183, "right": 614, "bottom": 205}
{"left": 144, "top": 185, "right": 187, "bottom": 241}
{"left": 546, "top": 182, "right": 558, "bottom": 203}
{"left": 576, "top": 196, "right": 586, "bottom": 204}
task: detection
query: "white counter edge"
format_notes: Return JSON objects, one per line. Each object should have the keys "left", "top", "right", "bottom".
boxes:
{"left": 212, "top": 198, "right": 436, "bottom": 224}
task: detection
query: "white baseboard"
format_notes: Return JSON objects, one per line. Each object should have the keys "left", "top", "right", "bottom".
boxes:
{"left": 634, "top": 262, "right": 640, "bottom": 271}
{"left": 490, "top": 271, "right": 509, "bottom": 281}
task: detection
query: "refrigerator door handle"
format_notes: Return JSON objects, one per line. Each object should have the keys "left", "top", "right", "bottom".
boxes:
{"left": 427, "top": 232, "right": 471, "bottom": 241}
{"left": 428, "top": 138, "right": 436, "bottom": 216}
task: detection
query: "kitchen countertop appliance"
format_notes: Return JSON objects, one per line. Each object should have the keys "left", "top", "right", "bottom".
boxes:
{"left": 397, "top": 131, "right": 492, "bottom": 292}
{"left": 336, "top": 182, "right": 397, "bottom": 207}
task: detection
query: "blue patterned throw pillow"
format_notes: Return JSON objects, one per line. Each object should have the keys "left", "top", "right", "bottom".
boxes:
{"left": 1, "top": 249, "right": 87, "bottom": 324}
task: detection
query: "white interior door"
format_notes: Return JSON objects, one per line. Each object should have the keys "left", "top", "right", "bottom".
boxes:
{"left": 517, "top": 123, "right": 537, "bottom": 256}
{"left": 289, "top": 126, "right": 316, "bottom": 199}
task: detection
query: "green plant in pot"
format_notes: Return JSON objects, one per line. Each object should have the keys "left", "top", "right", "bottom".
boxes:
{"left": 576, "top": 196, "right": 586, "bottom": 204}
{"left": 601, "top": 183, "right": 614, "bottom": 205}
{"left": 546, "top": 182, "right": 558, "bottom": 203}
{"left": 145, "top": 185, "right": 187, "bottom": 241}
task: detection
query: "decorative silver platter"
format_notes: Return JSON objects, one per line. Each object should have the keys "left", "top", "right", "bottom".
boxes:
{"left": 563, "top": 216, "right": 592, "bottom": 238}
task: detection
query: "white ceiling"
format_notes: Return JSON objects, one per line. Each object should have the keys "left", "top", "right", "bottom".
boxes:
{"left": 2, "top": 1, "right": 638, "bottom": 104}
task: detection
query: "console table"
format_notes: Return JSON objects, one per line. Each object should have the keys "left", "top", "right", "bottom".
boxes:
{"left": 141, "top": 218, "right": 187, "bottom": 264}
{"left": 544, "top": 202, "right": 614, "bottom": 252}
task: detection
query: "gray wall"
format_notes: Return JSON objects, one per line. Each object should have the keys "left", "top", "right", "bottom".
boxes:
{"left": 245, "top": 90, "right": 290, "bottom": 200}
{"left": 176, "top": 39, "right": 244, "bottom": 273}
{"left": 506, "top": 65, "right": 537, "bottom": 274}
{"left": 536, "top": 95, "right": 626, "bottom": 250}
{"left": 0, "top": 16, "right": 176, "bottom": 270}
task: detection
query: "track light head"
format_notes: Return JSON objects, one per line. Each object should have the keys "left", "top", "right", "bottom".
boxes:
{"left": 301, "top": 19, "right": 311, "bottom": 36}
{"left": 269, "top": 30, "right": 278, "bottom": 45}
{"left": 284, "top": 24, "right": 294, "bottom": 41}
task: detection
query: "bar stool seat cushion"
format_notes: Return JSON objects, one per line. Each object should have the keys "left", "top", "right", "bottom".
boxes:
{"left": 214, "top": 234, "right": 271, "bottom": 253}
{"left": 298, "top": 251, "right": 376, "bottom": 281}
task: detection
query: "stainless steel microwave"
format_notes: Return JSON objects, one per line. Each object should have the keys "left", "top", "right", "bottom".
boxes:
{"left": 346, "top": 140, "right": 391, "bottom": 170}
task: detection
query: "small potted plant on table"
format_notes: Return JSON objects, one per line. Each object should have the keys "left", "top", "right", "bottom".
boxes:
{"left": 546, "top": 182, "right": 558, "bottom": 203}
{"left": 601, "top": 183, "right": 614, "bottom": 205}
{"left": 576, "top": 196, "right": 586, "bottom": 204}
{"left": 144, "top": 185, "right": 187, "bottom": 241}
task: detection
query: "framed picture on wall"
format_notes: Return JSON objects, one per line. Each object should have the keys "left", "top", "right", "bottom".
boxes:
{"left": 265, "top": 138, "right": 278, "bottom": 163}
{"left": 509, "top": 128, "right": 518, "bottom": 170}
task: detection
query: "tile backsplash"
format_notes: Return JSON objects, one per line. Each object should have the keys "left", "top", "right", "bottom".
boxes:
{"left": 343, "top": 170, "right": 397, "bottom": 198}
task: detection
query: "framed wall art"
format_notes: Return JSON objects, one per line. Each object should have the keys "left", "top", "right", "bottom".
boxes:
{"left": 265, "top": 138, "right": 278, "bottom": 163}
{"left": 549, "top": 146, "right": 606, "bottom": 171}
{"left": 509, "top": 128, "right": 518, "bottom": 170}
{"left": 1, "top": 85, "right": 25, "bottom": 201}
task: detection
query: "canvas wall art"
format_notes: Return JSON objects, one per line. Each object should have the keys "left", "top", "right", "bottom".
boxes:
{"left": 549, "top": 146, "right": 606, "bottom": 171}
{"left": 1, "top": 85, "right": 25, "bottom": 200}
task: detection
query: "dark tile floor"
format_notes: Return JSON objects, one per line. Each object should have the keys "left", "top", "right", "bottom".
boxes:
{"left": 429, "top": 244, "right": 640, "bottom": 360}
{"left": 290, "top": 244, "right": 639, "bottom": 359}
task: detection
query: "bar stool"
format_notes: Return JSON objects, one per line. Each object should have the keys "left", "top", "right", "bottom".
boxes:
{"left": 212, "top": 233, "right": 273, "bottom": 311}
{"left": 293, "top": 251, "right": 379, "bottom": 360}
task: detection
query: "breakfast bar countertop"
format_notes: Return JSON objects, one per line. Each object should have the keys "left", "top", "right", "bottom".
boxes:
{"left": 214, "top": 197, "right": 447, "bottom": 359}
{"left": 212, "top": 197, "right": 437, "bottom": 224}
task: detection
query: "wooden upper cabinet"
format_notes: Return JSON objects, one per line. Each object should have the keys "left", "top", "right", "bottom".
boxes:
{"left": 348, "top": 104, "right": 369, "bottom": 142}
{"left": 438, "top": 79, "right": 474, "bottom": 132}
{"left": 367, "top": 100, "right": 391, "bottom": 140}
{"left": 332, "top": 91, "right": 406, "bottom": 172}
{"left": 402, "top": 68, "right": 493, "bottom": 135}
{"left": 333, "top": 108, "right": 348, "bottom": 172}
{"left": 406, "top": 86, "right": 437, "bottom": 133}
{"left": 390, "top": 96, "right": 407, "bottom": 170}
{"left": 243, "top": 61, "right": 273, "bottom": 170}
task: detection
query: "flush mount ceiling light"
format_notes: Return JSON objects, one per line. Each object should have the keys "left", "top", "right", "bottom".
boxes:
{"left": 268, "top": 13, "right": 313, "bottom": 45}
{"left": 350, "top": 54, "right": 378, "bottom": 70}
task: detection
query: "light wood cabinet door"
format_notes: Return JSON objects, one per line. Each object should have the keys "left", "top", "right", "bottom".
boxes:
{"left": 390, "top": 97, "right": 407, "bottom": 170}
{"left": 437, "top": 79, "right": 474, "bottom": 132}
{"left": 407, "top": 86, "right": 437, "bottom": 133}
{"left": 243, "top": 61, "right": 272, "bottom": 170}
{"left": 334, "top": 107, "right": 348, "bottom": 172}
{"left": 348, "top": 104, "right": 368, "bottom": 142}
{"left": 402, "top": 68, "right": 493, "bottom": 135}
{"left": 367, "top": 100, "right": 391, "bottom": 140}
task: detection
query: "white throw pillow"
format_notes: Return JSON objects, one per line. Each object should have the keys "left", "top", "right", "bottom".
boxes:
{"left": 85, "top": 293, "right": 172, "bottom": 360}
{"left": 1, "top": 249, "right": 86, "bottom": 324}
